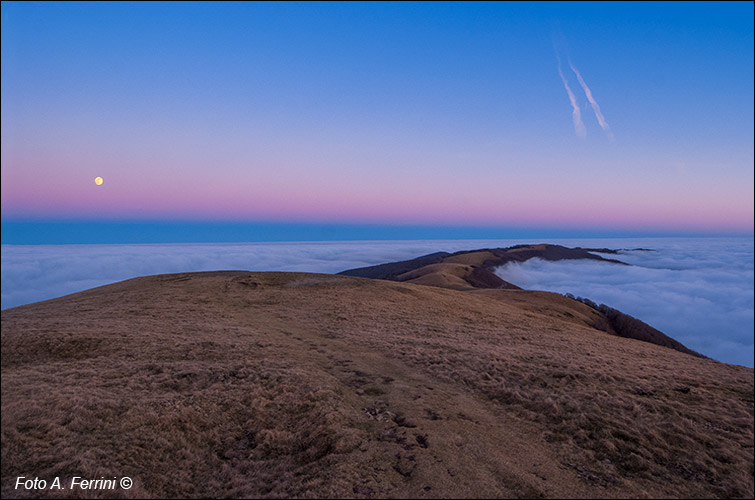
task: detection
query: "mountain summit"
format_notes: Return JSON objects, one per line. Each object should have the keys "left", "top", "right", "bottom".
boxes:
{"left": 2, "top": 265, "right": 752, "bottom": 498}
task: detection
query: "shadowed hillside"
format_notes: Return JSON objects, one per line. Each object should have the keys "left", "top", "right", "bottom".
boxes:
{"left": 2, "top": 271, "right": 752, "bottom": 498}
{"left": 567, "top": 295, "right": 705, "bottom": 358}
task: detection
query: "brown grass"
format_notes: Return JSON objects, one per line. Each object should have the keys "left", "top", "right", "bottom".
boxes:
{"left": 442, "top": 251, "right": 498, "bottom": 266}
{"left": 2, "top": 271, "right": 753, "bottom": 498}
{"left": 397, "top": 263, "right": 476, "bottom": 290}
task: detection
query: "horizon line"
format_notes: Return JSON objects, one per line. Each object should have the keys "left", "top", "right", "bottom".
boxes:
{"left": 2, "top": 219, "right": 752, "bottom": 245}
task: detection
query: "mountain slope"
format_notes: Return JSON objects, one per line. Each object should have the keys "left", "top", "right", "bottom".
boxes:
{"left": 339, "top": 244, "right": 628, "bottom": 287}
{"left": 2, "top": 271, "right": 753, "bottom": 498}
{"left": 338, "top": 243, "right": 628, "bottom": 290}
{"left": 341, "top": 245, "right": 701, "bottom": 358}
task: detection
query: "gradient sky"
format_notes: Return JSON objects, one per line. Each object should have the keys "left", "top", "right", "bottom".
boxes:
{"left": 2, "top": 2, "right": 753, "bottom": 242}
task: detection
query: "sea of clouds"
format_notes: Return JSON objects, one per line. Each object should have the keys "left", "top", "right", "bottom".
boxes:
{"left": 494, "top": 238, "right": 754, "bottom": 368}
{"left": 2, "top": 237, "right": 753, "bottom": 367}
{"left": 0, "top": 239, "right": 504, "bottom": 311}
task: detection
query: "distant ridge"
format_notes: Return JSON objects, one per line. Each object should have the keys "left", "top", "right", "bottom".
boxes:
{"left": 338, "top": 251, "right": 453, "bottom": 281}
{"left": 340, "top": 244, "right": 705, "bottom": 358}
{"left": 340, "top": 243, "right": 626, "bottom": 290}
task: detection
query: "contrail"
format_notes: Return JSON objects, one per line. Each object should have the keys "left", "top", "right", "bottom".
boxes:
{"left": 557, "top": 58, "right": 586, "bottom": 138}
{"left": 569, "top": 61, "right": 614, "bottom": 141}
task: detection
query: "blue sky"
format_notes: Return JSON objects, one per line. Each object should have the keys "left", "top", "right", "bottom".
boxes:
{"left": 2, "top": 2, "right": 753, "bottom": 243}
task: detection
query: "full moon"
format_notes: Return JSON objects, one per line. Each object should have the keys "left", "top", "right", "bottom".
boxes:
{"left": 94, "top": 176, "right": 103, "bottom": 186}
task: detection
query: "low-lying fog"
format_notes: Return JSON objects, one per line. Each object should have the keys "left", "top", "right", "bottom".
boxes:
{"left": 2, "top": 237, "right": 752, "bottom": 367}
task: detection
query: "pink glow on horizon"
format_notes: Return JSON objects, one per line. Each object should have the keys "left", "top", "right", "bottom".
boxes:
{"left": 2, "top": 3, "right": 753, "bottom": 240}
{"left": 2, "top": 142, "right": 752, "bottom": 234}
{"left": 3, "top": 172, "right": 752, "bottom": 234}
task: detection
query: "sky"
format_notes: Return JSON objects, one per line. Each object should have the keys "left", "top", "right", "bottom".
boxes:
{"left": 1, "top": 2, "right": 753, "bottom": 243}
{"left": 2, "top": 237, "right": 752, "bottom": 367}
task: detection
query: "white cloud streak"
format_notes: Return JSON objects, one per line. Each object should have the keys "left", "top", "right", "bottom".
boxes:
{"left": 569, "top": 61, "right": 614, "bottom": 141}
{"left": 557, "top": 59, "right": 587, "bottom": 138}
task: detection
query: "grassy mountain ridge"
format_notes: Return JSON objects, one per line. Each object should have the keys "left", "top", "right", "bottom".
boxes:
{"left": 339, "top": 244, "right": 627, "bottom": 284}
{"left": 2, "top": 271, "right": 752, "bottom": 498}
{"left": 341, "top": 244, "right": 700, "bottom": 358}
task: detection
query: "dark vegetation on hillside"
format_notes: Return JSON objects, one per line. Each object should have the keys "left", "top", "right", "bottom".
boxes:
{"left": 574, "top": 247, "right": 656, "bottom": 254}
{"left": 565, "top": 294, "right": 706, "bottom": 359}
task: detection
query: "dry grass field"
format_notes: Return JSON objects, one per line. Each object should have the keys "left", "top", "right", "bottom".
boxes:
{"left": 2, "top": 271, "right": 753, "bottom": 498}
